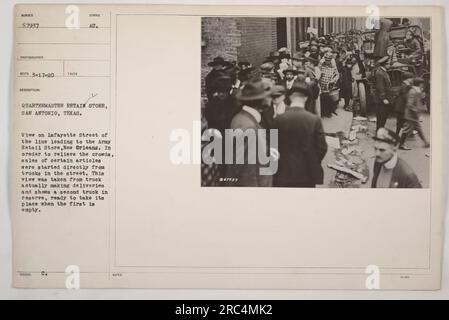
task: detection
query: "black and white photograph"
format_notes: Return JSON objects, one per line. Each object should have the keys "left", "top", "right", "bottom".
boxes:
{"left": 3, "top": 2, "right": 446, "bottom": 296}
{"left": 201, "top": 16, "right": 431, "bottom": 188}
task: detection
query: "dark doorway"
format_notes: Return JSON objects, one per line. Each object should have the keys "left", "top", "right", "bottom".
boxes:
{"left": 296, "top": 17, "right": 311, "bottom": 43}
{"left": 318, "top": 18, "right": 325, "bottom": 36}
{"left": 276, "top": 18, "right": 287, "bottom": 49}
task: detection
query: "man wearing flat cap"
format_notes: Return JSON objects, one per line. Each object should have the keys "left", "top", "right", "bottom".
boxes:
{"left": 394, "top": 71, "right": 414, "bottom": 136}
{"left": 372, "top": 128, "right": 421, "bottom": 188}
{"left": 373, "top": 55, "right": 392, "bottom": 130}
{"left": 274, "top": 82, "right": 327, "bottom": 187}
{"left": 224, "top": 77, "right": 274, "bottom": 187}
{"left": 399, "top": 77, "right": 430, "bottom": 150}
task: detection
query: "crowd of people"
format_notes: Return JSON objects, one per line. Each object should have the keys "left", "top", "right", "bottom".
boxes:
{"left": 205, "top": 32, "right": 368, "bottom": 120}
{"left": 201, "top": 20, "right": 429, "bottom": 188}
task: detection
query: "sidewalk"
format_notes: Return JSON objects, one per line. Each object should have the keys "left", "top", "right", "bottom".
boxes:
{"left": 321, "top": 102, "right": 354, "bottom": 136}
{"left": 319, "top": 100, "right": 355, "bottom": 187}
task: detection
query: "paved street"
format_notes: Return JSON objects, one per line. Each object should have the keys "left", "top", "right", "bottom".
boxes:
{"left": 319, "top": 100, "right": 430, "bottom": 188}
{"left": 320, "top": 101, "right": 354, "bottom": 187}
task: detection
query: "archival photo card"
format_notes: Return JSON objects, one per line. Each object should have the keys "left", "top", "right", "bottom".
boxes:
{"left": 11, "top": 5, "right": 444, "bottom": 290}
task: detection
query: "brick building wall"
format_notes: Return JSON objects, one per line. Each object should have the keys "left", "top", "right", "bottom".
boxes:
{"left": 201, "top": 17, "right": 279, "bottom": 94}
{"left": 235, "top": 18, "right": 278, "bottom": 68}
{"left": 201, "top": 17, "right": 241, "bottom": 93}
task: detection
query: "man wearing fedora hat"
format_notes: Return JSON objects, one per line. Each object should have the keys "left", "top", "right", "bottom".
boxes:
{"left": 204, "top": 75, "right": 240, "bottom": 184}
{"left": 237, "top": 67, "right": 254, "bottom": 85}
{"left": 235, "top": 62, "right": 252, "bottom": 83}
{"left": 274, "top": 82, "right": 327, "bottom": 187}
{"left": 270, "top": 85, "right": 287, "bottom": 118}
{"left": 294, "top": 73, "right": 318, "bottom": 115}
{"left": 340, "top": 58, "right": 354, "bottom": 111}
{"left": 373, "top": 55, "right": 392, "bottom": 130}
{"left": 204, "top": 75, "right": 240, "bottom": 137}
{"left": 205, "top": 56, "right": 232, "bottom": 100}
{"left": 372, "top": 127, "right": 421, "bottom": 188}
{"left": 207, "top": 56, "right": 227, "bottom": 68}
{"left": 224, "top": 77, "right": 274, "bottom": 187}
